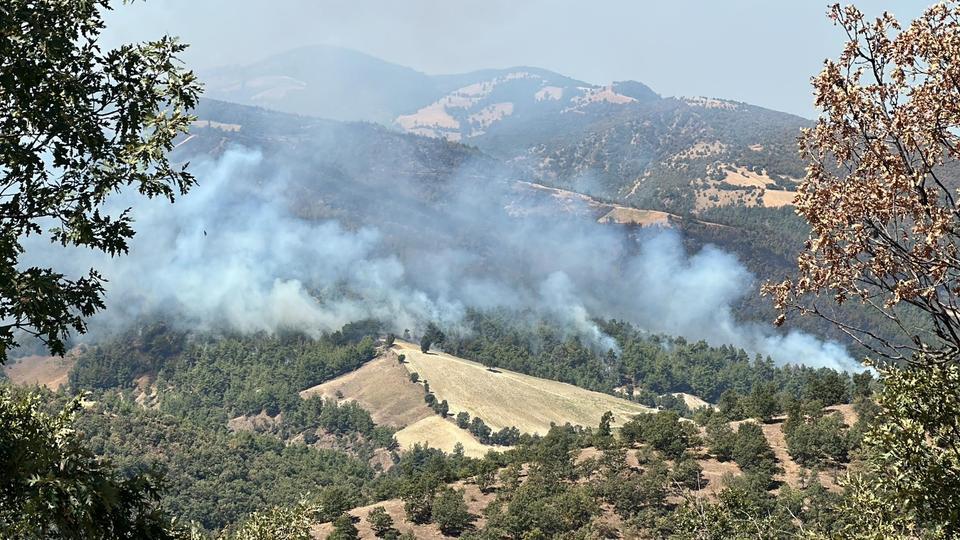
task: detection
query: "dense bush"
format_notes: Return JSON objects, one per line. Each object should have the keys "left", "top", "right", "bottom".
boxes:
{"left": 619, "top": 411, "right": 700, "bottom": 460}
{"left": 731, "top": 422, "right": 781, "bottom": 483}
{"left": 783, "top": 406, "right": 851, "bottom": 466}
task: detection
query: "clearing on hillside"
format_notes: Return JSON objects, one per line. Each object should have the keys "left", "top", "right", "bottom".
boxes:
{"left": 300, "top": 352, "right": 498, "bottom": 456}
{"left": 3, "top": 351, "right": 80, "bottom": 390}
{"left": 597, "top": 206, "right": 673, "bottom": 227}
{"left": 393, "top": 340, "right": 654, "bottom": 434}
{"left": 395, "top": 415, "right": 499, "bottom": 458}
{"left": 299, "top": 354, "right": 435, "bottom": 428}
{"left": 671, "top": 392, "right": 716, "bottom": 410}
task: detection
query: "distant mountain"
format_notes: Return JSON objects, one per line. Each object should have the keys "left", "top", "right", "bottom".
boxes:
{"left": 504, "top": 97, "right": 812, "bottom": 213}
{"left": 394, "top": 67, "right": 660, "bottom": 146}
{"left": 394, "top": 68, "right": 654, "bottom": 142}
{"left": 201, "top": 45, "right": 444, "bottom": 123}
{"left": 394, "top": 70, "right": 810, "bottom": 213}
{"left": 202, "top": 47, "right": 810, "bottom": 215}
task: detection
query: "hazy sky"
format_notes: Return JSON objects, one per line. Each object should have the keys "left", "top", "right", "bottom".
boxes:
{"left": 104, "top": 1, "right": 931, "bottom": 118}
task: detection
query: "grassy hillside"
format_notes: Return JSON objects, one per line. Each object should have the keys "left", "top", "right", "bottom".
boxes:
{"left": 395, "top": 416, "right": 496, "bottom": 459}
{"left": 300, "top": 354, "right": 435, "bottom": 429}
{"left": 2, "top": 350, "right": 79, "bottom": 390}
{"left": 299, "top": 341, "right": 655, "bottom": 457}
{"left": 394, "top": 340, "right": 654, "bottom": 434}
{"left": 300, "top": 352, "right": 498, "bottom": 457}
{"left": 311, "top": 399, "right": 868, "bottom": 539}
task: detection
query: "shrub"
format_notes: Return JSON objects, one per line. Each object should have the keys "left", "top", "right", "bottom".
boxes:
{"left": 672, "top": 456, "right": 705, "bottom": 490}
{"left": 732, "top": 422, "right": 780, "bottom": 484}
{"left": 367, "top": 506, "right": 394, "bottom": 538}
{"left": 329, "top": 513, "right": 359, "bottom": 540}
{"left": 706, "top": 417, "right": 736, "bottom": 461}
{"left": 431, "top": 487, "right": 472, "bottom": 536}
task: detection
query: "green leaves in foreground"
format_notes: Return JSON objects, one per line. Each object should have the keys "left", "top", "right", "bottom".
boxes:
{"left": 837, "top": 361, "right": 960, "bottom": 538}
{"left": 0, "top": 386, "right": 181, "bottom": 539}
{"left": 0, "top": 0, "right": 202, "bottom": 362}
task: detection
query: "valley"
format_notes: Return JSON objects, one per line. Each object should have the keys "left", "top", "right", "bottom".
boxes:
{"left": 8, "top": 1, "right": 950, "bottom": 536}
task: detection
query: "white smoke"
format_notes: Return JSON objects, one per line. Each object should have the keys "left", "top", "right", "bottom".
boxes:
{"left": 613, "top": 232, "right": 856, "bottom": 370}
{"left": 34, "top": 146, "right": 857, "bottom": 371}
{"left": 538, "top": 272, "right": 620, "bottom": 353}
{"left": 86, "top": 149, "right": 468, "bottom": 336}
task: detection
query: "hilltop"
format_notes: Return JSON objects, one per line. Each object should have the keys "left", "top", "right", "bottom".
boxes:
{"left": 201, "top": 45, "right": 444, "bottom": 123}
{"left": 299, "top": 341, "right": 654, "bottom": 457}
{"left": 392, "top": 340, "right": 653, "bottom": 434}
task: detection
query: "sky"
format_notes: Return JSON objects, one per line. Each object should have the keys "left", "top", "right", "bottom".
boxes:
{"left": 103, "top": 1, "right": 932, "bottom": 118}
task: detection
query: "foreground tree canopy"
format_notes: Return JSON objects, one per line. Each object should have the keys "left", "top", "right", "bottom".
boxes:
{"left": 766, "top": 3, "right": 960, "bottom": 536}
{"left": 0, "top": 0, "right": 201, "bottom": 363}
{"left": 766, "top": 2, "right": 960, "bottom": 364}
{"left": 0, "top": 387, "right": 183, "bottom": 539}
{"left": 1, "top": 1, "right": 199, "bottom": 537}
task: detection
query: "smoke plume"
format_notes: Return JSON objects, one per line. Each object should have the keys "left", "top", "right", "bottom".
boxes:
{"left": 34, "top": 145, "right": 857, "bottom": 371}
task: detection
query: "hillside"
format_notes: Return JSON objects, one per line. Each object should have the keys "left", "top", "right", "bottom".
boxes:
{"left": 299, "top": 353, "right": 497, "bottom": 458}
{"left": 201, "top": 45, "right": 445, "bottom": 123}
{"left": 387, "top": 67, "right": 810, "bottom": 214}
{"left": 395, "top": 416, "right": 496, "bottom": 459}
{"left": 300, "top": 354, "right": 434, "bottom": 428}
{"left": 299, "top": 341, "right": 655, "bottom": 457}
{"left": 311, "top": 480, "right": 494, "bottom": 539}
{"left": 19, "top": 316, "right": 871, "bottom": 536}
{"left": 395, "top": 70, "right": 643, "bottom": 142}
{"left": 394, "top": 340, "right": 654, "bottom": 434}
{"left": 2, "top": 351, "right": 79, "bottom": 390}
{"left": 311, "top": 400, "right": 862, "bottom": 539}
{"left": 498, "top": 97, "right": 809, "bottom": 213}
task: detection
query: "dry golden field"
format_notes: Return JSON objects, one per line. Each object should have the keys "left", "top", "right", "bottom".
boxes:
{"left": 3, "top": 352, "right": 78, "bottom": 390}
{"left": 393, "top": 340, "right": 654, "bottom": 435}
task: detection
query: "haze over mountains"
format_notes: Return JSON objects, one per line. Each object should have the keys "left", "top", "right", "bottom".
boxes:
{"left": 204, "top": 45, "right": 810, "bottom": 211}
{"left": 13, "top": 44, "right": 866, "bottom": 381}
{"left": 21, "top": 45, "right": 866, "bottom": 373}
{"left": 11, "top": 3, "right": 951, "bottom": 538}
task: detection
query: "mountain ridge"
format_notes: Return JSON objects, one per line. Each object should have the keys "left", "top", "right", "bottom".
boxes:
{"left": 201, "top": 46, "right": 809, "bottom": 214}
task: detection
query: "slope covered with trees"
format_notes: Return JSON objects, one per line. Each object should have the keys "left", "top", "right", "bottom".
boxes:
{"left": 5, "top": 0, "right": 960, "bottom": 538}
{"left": 446, "top": 310, "right": 863, "bottom": 409}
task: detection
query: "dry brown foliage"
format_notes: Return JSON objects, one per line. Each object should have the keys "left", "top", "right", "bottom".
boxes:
{"left": 765, "top": 3, "right": 960, "bottom": 364}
